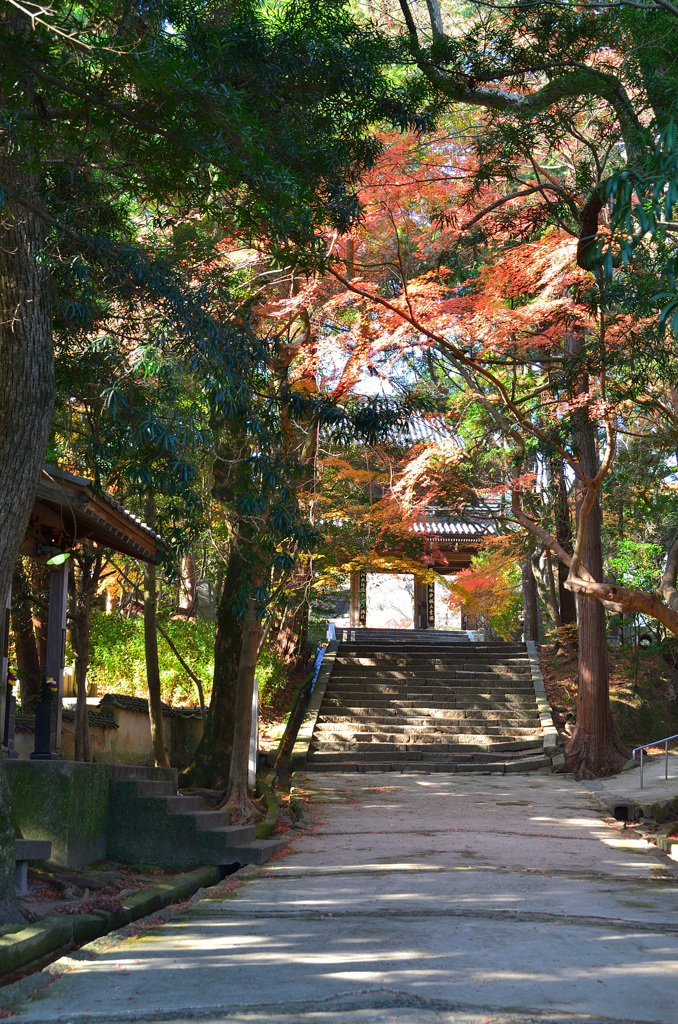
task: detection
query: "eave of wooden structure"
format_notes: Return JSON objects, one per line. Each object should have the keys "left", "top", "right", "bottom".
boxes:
{"left": 22, "top": 466, "right": 161, "bottom": 564}
{"left": 412, "top": 510, "right": 498, "bottom": 573}
{"left": 425, "top": 536, "right": 486, "bottom": 573}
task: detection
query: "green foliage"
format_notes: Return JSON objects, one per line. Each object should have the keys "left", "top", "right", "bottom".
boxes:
{"left": 255, "top": 647, "right": 295, "bottom": 722}
{"left": 81, "top": 612, "right": 215, "bottom": 706}
{"left": 608, "top": 540, "right": 664, "bottom": 591}
{"left": 79, "top": 612, "right": 295, "bottom": 719}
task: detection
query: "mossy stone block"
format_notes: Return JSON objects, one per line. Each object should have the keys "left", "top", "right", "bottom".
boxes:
{"left": 70, "top": 914, "right": 105, "bottom": 944}
{"left": 0, "top": 917, "right": 73, "bottom": 976}
{"left": 7, "top": 761, "right": 111, "bottom": 866}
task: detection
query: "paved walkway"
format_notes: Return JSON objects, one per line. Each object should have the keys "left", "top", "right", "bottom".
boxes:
{"left": 4, "top": 772, "right": 678, "bottom": 1024}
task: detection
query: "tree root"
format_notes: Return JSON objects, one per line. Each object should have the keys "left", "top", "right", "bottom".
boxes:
{"left": 255, "top": 772, "right": 282, "bottom": 839}
{"left": 217, "top": 778, "right": 264, "bottom": 823}
{"left": 565, "top": 731, "right": 631, "bottom": 779}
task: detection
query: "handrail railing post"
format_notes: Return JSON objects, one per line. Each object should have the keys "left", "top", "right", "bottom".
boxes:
{"left": 632, "top": 732, "right": 678, "bottom": 788}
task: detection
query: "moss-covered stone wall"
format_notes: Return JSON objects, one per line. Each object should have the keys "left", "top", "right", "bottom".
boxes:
{"left": 7, "top": 761, "right": 111, "bottom": 866}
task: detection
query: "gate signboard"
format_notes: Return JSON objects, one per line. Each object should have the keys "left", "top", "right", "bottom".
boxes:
{"left": 427, "top": 583, "right": 435, "bottom": 627}
{"left": 359, "top": 571, "right": 367, "bottom": 626}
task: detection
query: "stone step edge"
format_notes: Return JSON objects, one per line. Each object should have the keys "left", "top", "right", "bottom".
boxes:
{"left": 310, "top": 743, "right": 545, "bottom": 757}
{"left": 308, "top": 748, "right": 544, "bottom": 763}
{"left": 304, "top": 756, "right": 552, "bottom": 774}
{"left": 317, "top": 713, "right": 541, "bottom": 719}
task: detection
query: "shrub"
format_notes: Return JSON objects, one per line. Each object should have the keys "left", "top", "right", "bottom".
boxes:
{"left": 83, "top": 612, "right": 215, "bottom": 706}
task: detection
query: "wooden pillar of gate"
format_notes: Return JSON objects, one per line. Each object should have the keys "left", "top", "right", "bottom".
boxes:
{"left": 413, "top": 579, "right": 436, "bottom": 629}
{"left": 413, "top": 578, "right": 427, "bottom": 629}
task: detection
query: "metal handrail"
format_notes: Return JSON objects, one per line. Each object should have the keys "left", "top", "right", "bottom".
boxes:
{"left": 632, "top": 733, "right": 678, "bottom": 789}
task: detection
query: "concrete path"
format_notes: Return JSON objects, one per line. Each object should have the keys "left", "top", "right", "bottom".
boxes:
{"left": 4, "top": 772, "right": 678, "bottom": 1024}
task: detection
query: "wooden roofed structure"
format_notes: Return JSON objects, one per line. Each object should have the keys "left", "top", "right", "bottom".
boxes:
{"left": 2, "top": 466, "right": 162, "bottom": 762}
{"left": 23, "top": 466, "right": 161, "bottom": 564}
{"left": 411, "top": 509, "right": 499, "bottom": 574}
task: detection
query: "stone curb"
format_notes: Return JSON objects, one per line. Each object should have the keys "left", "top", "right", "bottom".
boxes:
{"left": 0, "top": 864, "right": 218, "bottom": 978}
{"left": 653, "top": 820, "right": 678, "bottom": 860}
{"left": 524, "top": 641, "right": 561, "bottom": 765}
{"left": 291, "top": 640, "right": 339, "bottom": 769}
{"left": 583, "top": 781, "right": 678, "bottom": 825}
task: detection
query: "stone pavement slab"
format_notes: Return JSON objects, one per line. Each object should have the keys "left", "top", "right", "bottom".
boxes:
{"left": 3, "top": 773, "right": 678, "bottom": 1024}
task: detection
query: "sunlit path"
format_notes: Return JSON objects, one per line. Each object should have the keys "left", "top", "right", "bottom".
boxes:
{"left": 5, "top": 773, "right": 678, "bottom": 1024}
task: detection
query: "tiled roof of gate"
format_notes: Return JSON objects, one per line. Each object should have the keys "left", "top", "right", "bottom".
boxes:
{"left": 411, "top": 510, "right": 499, "bottom": 538}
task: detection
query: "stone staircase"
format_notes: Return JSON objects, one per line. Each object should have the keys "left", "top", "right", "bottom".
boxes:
{"left": 306, "top": 628, "right": 550, "bottom": 773}
{"left": 107, "top": 766, "right": 286, "bottom": 870}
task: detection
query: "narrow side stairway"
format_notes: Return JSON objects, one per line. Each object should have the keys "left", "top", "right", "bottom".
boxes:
{"left": 107, "top": 766, "right": 286, "bottom": 869}
{"left": 306, "top": 628, "right": 549, "bottom": 773}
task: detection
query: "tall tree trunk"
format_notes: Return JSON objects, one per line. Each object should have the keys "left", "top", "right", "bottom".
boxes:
{"left": 179, "top": 552, "right": 197, "bottom": 615}
{"left": 521, "top": 558, "right": 540, "bottom": 641}
{"left": 181, "top": 546, "right": 244, "bottom": 789}
{"left": 551, "top": 459, "right": 577, "bottom": 626}
{"left": 144, "top": 555, "right": 170, "bottom": 769}
{"left": 218, "top": 594, "right": 263, "bottom": 820}
{"left": 273, "top": 565, "right": 312, "bottom": 672}
{"left": 532, "top": 550, "right": 560, "bottom": 631}
{"left": 0, "top": 145, "right": 54, "bottom": 924}
{"left": 11, "top": 561, "right": 41, "bottom": 712}
{"left": 564, "top": 334, "right": 628, "bottom": 776}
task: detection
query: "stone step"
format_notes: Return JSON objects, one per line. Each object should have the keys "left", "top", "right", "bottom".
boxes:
{"left": 333, "top": 670, "right": 532, "bottom": 679}
{"left": 323, "top": 699, "right": 537, "bottom": 711}
{"left": 335, "top": 646, "right": 529, "bottom": 654}
{"left": 166, "top": 796, "right": 204, "bottom": 814}
{"left": 138, "top": 780, "right": 177, "bottom": 798}
{"left": 190, "top": 809, "right": 234, "bottom": 830}
{"left": 319, "top": 719, "right": 540, "bottom": 731}
{"left": 308, "top": 743, "right": 544, "bottom": 762}
{"left": 337, "top": 647, "right": 528, "bottom": 656}
{"left": 319, "top": 711, "right": 540, "bottom": 723}
{"left": 110, "top": 764, "right": 178, "bottom": 784}
{"left": 339, "top": 633, "right": 522, "bottom": 642}
{"left": 331, "top": 673, "right": 532, "bottom": 683}
{"left": 310, "top": 738, "right": 543, "bottom": 756}
{"left": 315, "top": 715, "right": 541, "bottom": 730}
{"left": 334, "top": 658, "right": 530, "bottom": 669}
{"left": 314, "top": 724, "right": 542, "bottom": 739}
{"left": 200, "top": 823, "right": 257, "bottom": 841}
{"left": 336, "top": 664, "right": 529, "bottom": 672}
{"left": 338, "top": 635, "right": 525, "bottom": 645}
{"left": 338, "top": 652, "right": 529, "bottom": 660}
{"left": 218, "top": 838, "right": 288, "bottom": 864}
{"left": 327, "top": 679, "right": 534, "bottom": 689}
{"left": 304, "top": 754, "right": 551, "bottom": 774}
{"left": 324, "top": 687, "right": 536, "bottom": 699}
{"left": 333, "top": 663, "right": 532, "bottom": 671}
